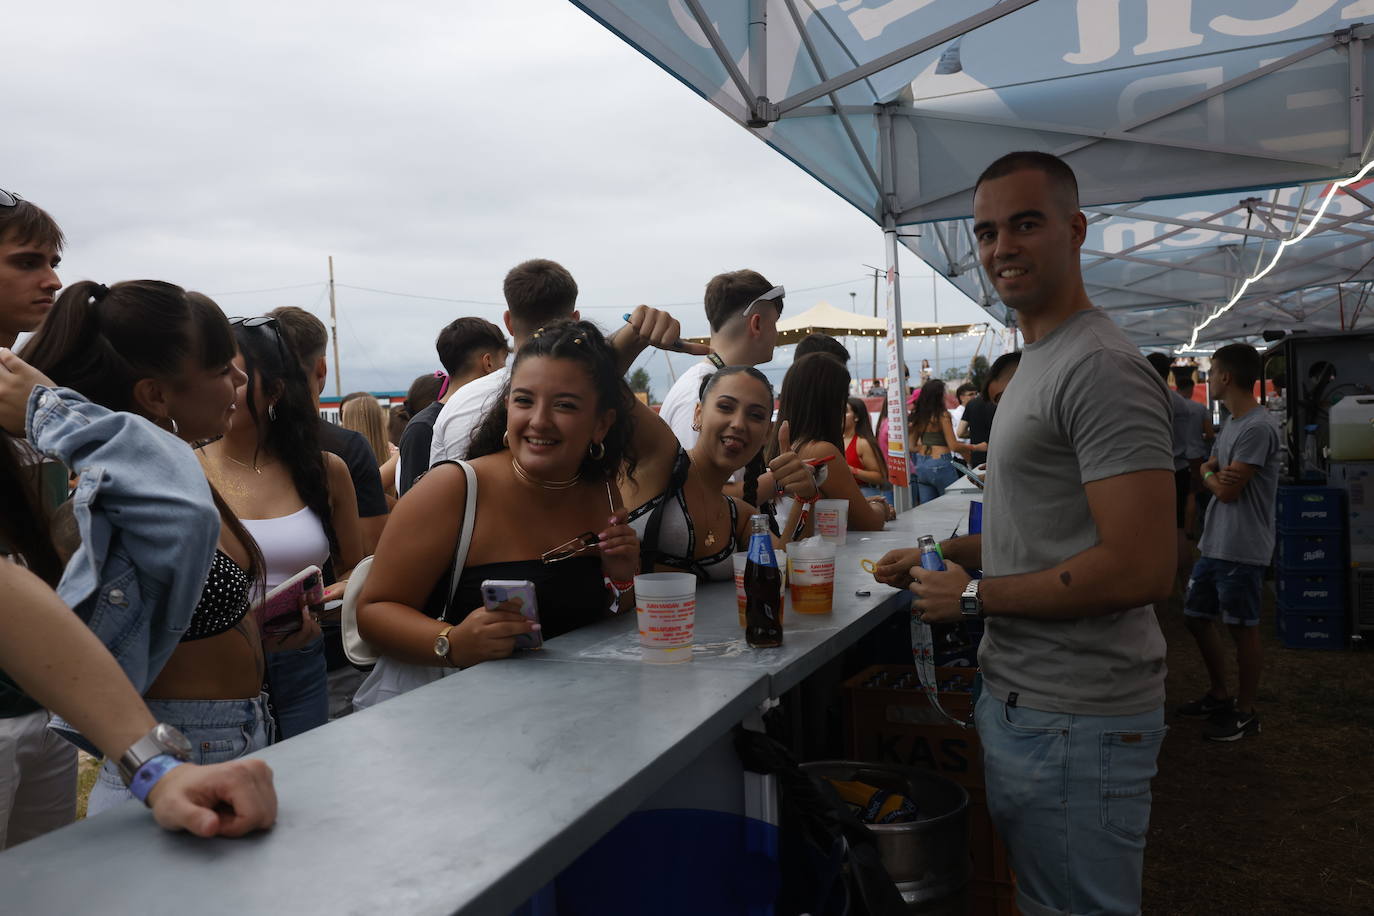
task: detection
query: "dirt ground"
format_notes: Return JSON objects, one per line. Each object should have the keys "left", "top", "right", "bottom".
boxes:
{"left": 1143, "top": 569, "right": 1373, "bottom": 915}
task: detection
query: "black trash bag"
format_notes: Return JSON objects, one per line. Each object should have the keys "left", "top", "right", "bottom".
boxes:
{"left": 734, "top": 728, "right": 908, "bottom": 916}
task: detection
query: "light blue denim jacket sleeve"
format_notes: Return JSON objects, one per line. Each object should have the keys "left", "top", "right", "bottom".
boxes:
{"left": 26, "top": 386, "right": 219, "bottom": 753}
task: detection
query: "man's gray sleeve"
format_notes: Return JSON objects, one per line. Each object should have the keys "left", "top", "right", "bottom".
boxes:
{"left": 1057, "top": 350, "right": 1174, "bottom": 484}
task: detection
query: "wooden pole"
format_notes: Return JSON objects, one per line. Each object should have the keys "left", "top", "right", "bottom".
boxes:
{"left": 328, "top": 256, "right": 341, "bottom": 397}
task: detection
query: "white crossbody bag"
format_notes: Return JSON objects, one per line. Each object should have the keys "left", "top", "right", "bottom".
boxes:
{"left": 344, "top": 459, "right": 477, "bottom": 708}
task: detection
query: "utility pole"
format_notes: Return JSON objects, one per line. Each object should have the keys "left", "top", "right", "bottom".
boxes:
{"left": 862, "top": 264, "right": 882, "bottom": 383}
{"left": 327, "top": 256, "right": 341, "bottom": 397}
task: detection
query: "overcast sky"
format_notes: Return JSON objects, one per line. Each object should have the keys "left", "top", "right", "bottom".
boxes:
{"left": 4, "top": 0, "right": 997, "bottom": 397}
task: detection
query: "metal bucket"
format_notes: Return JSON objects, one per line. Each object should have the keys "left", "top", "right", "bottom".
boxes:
{"left": 801, "top": 761, "right": 970, "bottom": 913}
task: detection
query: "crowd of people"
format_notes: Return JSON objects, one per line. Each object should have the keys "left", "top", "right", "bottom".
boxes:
{"left": 2, "top": 151, "right": 1282, "bottom": 916}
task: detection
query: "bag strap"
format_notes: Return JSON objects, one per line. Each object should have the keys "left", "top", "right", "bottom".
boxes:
{"left": 438, "top": 459, "right": 478, "bottom": 623}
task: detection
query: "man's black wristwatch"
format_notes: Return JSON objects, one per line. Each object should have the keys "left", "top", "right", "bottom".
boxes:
{"left": 960, "top": 579, "right": 985, "bottom": 619}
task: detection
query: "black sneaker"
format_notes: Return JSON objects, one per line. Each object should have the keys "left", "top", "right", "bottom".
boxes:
{"left": 1204, "top": 708, "right": 1260, "bottom": 741}
{"left": 1175, "top": 693, "right": 1230, "bottom": 718}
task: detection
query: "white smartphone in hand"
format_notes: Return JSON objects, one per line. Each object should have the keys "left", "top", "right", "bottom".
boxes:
{"left": 481, "top": 579, "right": 542, "bottom": 650}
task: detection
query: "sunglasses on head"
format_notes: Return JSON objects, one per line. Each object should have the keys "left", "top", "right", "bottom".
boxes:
{"left": 740, "top": 285, "right": 785, "bottom": 318}
{"left": 0, "top": 189, "right": 23, "bottom": 209}
{"left": 229, "top": 315, "right": 292, "bottom": 367}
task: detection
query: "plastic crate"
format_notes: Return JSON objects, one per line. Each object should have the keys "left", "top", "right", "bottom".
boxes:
{"left": 1276, "top": 486, "right": 1345, "bottom": 531}
{"left": 1275, "top": 530, "right": 1345, "bottom": 571}
{"left": 1277, "top": 609, "right": 1348, "bottom": 650}
{"left": 1275, "top": 571, "right": 1346, "bottom": 611}
{"left": 843, "top": 665, "right": 980, "bottom": 787}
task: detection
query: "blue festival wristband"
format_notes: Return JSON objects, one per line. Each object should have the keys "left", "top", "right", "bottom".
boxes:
{"left": 130, "top": 755, "right": 185, "bottom": 805}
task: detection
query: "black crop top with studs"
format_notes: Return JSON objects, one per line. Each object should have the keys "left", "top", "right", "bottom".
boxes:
{"left": 183, "top": 550, "right": 253, "bottom": 642}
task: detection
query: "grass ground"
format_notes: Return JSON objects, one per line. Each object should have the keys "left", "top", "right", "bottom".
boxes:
{"left": 1143, "top": 563, "right": 1373, "bottom": 915}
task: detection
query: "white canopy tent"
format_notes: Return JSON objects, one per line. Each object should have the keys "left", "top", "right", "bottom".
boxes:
{"left": 572, "top": 0, "right": 1374, "bottom": 504}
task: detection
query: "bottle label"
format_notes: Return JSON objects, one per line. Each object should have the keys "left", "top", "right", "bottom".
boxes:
{"left": 919, "top": 549, "right": 946, "bottom": 573}
{"left": 747, "top": 532, "right": 777, "bottom": 568}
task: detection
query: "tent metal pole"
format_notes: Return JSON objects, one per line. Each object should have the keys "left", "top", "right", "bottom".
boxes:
{"left": 1347, "top": 30, "right": 1365, "bottom": 157}
{"left": 879, "top": 104, "right": 913, "bottom": 514}
{"left": 780, "top": 0, "right": 883, "bottom": 196}
{"left": 748, "top": 0, "right": 767, "bottom": 99}
{"left": 906, "top": 32, "right": 1346, "bottom": 215}
{"left": 775, "top": 0, "right": 1040, "bottom": 115}
{"left": 682, "top": 0, "right": 760, "bottom": 122}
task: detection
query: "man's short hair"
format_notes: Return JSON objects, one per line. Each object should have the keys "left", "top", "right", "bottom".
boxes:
{"left": 0, "top": 198, "right": 64, "bottom": 252}
{"left": 436, "top": 316, "right": 507, "bottom": 376}
{"left": 794, "top": 332, "right": 849, "bottom": 364}
{"left": 955, "top": 382, "right": 978, "bottom": 398}
{"left": 982, "top": 350, "right": 1022, "bottom": 400}
{"left": 1146, "top": 352, "right": 1173, "bottom": 382}
{"left": 1211, "top": 343, "right": 1261, "bottom": 391}
{"left": 503, "top": 259, "right": 578, "bottom": 328}
{"left": 704, "top": 269, "right": 778, "bottom": 333}
{"left": 268, "top": 306, "right": 329, "bottom": 370}
{"left": 1173, "top": 368, "right": 1196, "bottom": 390}
{"left": 974, "top": 151, "right": 1080, "bottom": 211}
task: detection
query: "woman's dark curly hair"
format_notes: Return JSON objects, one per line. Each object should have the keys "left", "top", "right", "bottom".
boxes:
{"left": 697, "top": 365, "right": 774, "bottom": 508}
{"left": 233, "top": 319, "right": 341, "bottom": 560}
{"left": 768, "top": 352, "right": 850, "bottom": 461}
{"left": 467, "top": 319, "right": 637, "bottom": 483}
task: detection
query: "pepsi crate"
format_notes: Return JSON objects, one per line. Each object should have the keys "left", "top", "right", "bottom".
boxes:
{"left": 1275, "top": 571, "right": 1346, "bottom": 611}
{"left": 1275, "top": 530, "right": 1345, "bottom": 571}
{"left": 1276, "top": 486, "right": 1345, "bottom": 532}
{"left": 1277, "top": 609, "right": 1348, "bottom": 650}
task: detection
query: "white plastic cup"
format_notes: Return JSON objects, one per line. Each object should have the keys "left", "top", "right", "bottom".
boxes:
{"left": 789, "top": 538, "right": 837, "bottom": 614}
{"left": 814, "top": 499, "right": 850, "bottom": 545}
{"left": 634, "top": 572, "right": 696, "bottom": 664}
{"left": 735, "top": 550, "right": 786, "bottom": 627}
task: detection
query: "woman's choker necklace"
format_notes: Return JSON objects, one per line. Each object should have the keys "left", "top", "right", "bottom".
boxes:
{"left": 511, "top": 455, "right": 581, "bottom": 490}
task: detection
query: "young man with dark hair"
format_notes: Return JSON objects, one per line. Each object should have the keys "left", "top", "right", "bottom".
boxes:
{"left": 876, "top": 151, "right": 1174, "bottom": 916}
{"left": 948, "top": 382, "right": 978, "bottom": 438}
{"left": 267, "top": 306, "right": 388, "bottom": 555}
{"left": 1174, "top": 369, "right": 1215, "bottom": 537}
{"left": 794, "top": 332, "right": 849, "bottom": 365}
{"left": 1179, "top": 343, "right": 1278, "bottom": 741}
{"left": 957, "top": 351, "right": 1020, "bottom": 466}
{"left": 0, "top": 191, "right": 63, "bottom": 349}
{"left": 397, "top": 317, "right": 507, "bottom": 496}
{"left": 0, "top": 191, "right": 277, "bottom": 844}
{"left": 430, "top": 259, "right": 580, "bottom": 464}
{"left": 656, "top": 268, "right": 783, "bottom": 449}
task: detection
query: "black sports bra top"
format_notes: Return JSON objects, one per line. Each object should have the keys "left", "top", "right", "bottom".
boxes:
{"left": 628, "top": 447, "right": 737, "bottom": 582}
{"left": 421, "top": 555, "right": 611, "bottom": 639}
{"left": 184, "top": 550, "right": 252, "bottom": 642}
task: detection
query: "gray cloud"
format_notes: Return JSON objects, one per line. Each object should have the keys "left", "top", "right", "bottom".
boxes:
{"left": 5, "top": 0, "right": 994, "bottom": 394}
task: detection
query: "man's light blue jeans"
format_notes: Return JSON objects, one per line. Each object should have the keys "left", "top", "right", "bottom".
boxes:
{"left": 975, "top": 692, "right": 1167, "bottom": 916}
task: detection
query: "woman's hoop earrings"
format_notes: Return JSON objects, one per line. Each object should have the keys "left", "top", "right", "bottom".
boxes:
{"left": 267, "top": 403, "right": 277, "bottom": 422}
{"left": 166, "top": 416, "right": 179, "bottom": 435}
{"left": 502, "top": 430, "right": 510, "bottom": 448}
{"left": 588, "top": 440, "right": 605, "bottom": 460}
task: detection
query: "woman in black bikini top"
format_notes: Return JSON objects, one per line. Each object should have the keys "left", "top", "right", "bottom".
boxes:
{"left": 623, "top": 366, "right": 819, "bottom": 579}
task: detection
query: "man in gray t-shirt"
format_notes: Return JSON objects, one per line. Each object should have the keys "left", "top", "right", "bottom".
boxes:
{"left": 1180, "top": 343, "right": 1279, "bottom": 743}
{"left": 873, "top": 152, "right": 1176, "bottom": 916}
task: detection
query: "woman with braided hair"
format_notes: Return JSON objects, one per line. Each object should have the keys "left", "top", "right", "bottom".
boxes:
{"left": 622, "top": 365, "right": 818, "bottom": 580}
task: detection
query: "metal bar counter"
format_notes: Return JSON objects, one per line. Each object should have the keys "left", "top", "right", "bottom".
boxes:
{"left": 0, "top": 487, "right": 981, "bottom": 915}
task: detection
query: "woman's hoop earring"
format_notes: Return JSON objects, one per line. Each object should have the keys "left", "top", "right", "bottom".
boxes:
{"left": 268, "top": 403, "right": 277, "bottom": 422}
{"left": 588, "top": 440, "right": 605, "bottom": 460}
{"left": 166, "top": 416, "right": 179, "bottom": 436}
{"left": 502, "top": 431, "right": 509, "bottom": 448}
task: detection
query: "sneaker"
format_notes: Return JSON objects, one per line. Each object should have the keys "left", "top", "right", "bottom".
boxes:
{"left": 1175, "top": 693, "right": 1231, "bottom": 718}
{"left": 1204, "top": 708, "right": 1261, "bottom": 741}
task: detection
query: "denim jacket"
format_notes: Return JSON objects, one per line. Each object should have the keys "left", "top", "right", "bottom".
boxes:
{"left": 26, "top": 386, "right": 219, "bottom": 751}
